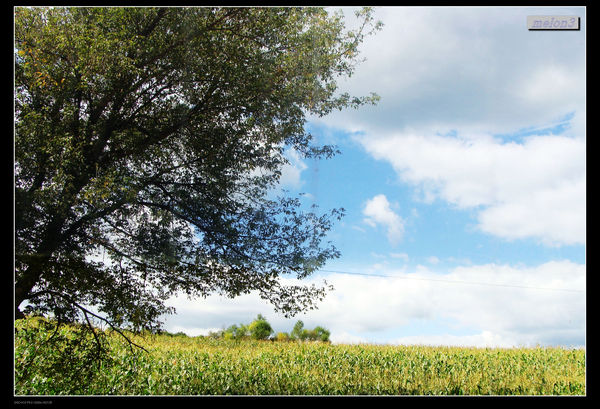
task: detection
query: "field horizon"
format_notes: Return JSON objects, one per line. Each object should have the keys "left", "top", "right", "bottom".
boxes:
{"left": 14, "top": 317, "right": 585, "bottom": 396}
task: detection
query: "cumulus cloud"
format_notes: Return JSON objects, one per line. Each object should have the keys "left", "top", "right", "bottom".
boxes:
{"left": 316, "top": 261, "right": 584, "bottom": 347}
{"left": 310, "top": 7, "right": 586, "bottom": 247}
{"left": 160, "top": 6, "right": 585, "bottom": 349}
{"left": 391, "top": 331, "right": 517, "bottom": 349}
{"left": 359, "top": 132, "right": 586, "bottom": 246}
{"left": 363, "top": 194, "right": 405, "bottom": 245}
{"left": 317, "top": 7, "right": 585, "bottom": 136}
{"left": 163, "top": 260, "right": 585, "bottom": 347}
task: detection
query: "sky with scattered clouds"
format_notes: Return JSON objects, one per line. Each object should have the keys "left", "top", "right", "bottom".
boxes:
{"left": 163, "top": 6, "right": 586, "bottom": 348}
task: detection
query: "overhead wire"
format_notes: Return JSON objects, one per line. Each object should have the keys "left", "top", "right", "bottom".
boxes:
{"left": 316, "top": 269, "right": 585, "bottom": 293}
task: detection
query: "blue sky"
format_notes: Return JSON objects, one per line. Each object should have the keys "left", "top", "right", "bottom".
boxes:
{"left": 298, "top": 123, "right": 585, "bottom": 272}
{"left": 163, "top": 6, "right": 586, "bottom": 348}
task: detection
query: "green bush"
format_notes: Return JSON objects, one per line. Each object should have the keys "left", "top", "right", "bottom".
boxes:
{"left": 314, "top": 326, "right": 331, "bottom": 342}
{"left": 290, "top": 320, "right": 330, "bottom": 342}
{"left": 300, "top": 329, "right": 313, "bottom": 341}
{"left": 223, "top": 324, "right": 249, "bottom": 340}
{"left": 207, "top": 316, "right": 328, "bottom": 343}
{"left": 248, "top": 315, "right": 273, "bottom": 340}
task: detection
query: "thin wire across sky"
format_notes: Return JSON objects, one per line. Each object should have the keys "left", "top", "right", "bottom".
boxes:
{"left": 317, "top": 269, "right": 585, "bottom": 293}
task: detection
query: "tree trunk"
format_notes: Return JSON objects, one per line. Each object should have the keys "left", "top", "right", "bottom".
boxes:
{"left": 15, "top": 255, "right": 48, "bottom": 320}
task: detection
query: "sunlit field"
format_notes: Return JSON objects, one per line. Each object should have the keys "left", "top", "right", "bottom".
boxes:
{"left": 14, "top": 317, "right": 585, "bottom": 396}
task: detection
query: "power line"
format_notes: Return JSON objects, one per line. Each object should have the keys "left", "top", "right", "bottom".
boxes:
{"left": 316, "top": 269, "right": 585, "bottom": 293}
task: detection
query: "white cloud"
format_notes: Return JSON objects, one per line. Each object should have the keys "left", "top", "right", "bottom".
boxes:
{"left": 310, "top": 7, "right": 586, "bottom": 247}
{"left": 517, "top": 65, "right": 582, "bottom": 113}
{"left": 477, "top": 175, "right": 585, "bottom": 246}
{"left": 318, "top": 7, "right": 585, "bottom": 137}
{"left": 279, "top": 148, "right": 308, "bottom": 189}
{"left": 363, "top": 194, "right": 405, "bottom": 245}
{"left": 359, "top": 132, "right": 585, "bottom": 246}
{"left": 167, "top": 326, "right": 221, "bottom": 337}
{"left": 427, "top": 256, "right": 440, "bottom": 265}
{"left": 245, "top": 146, "right": 308, "bottom": 193}
{"left": 351, "top": 225, "right": 367, "bottom": 233}
{"left": 391, "top": 331, "right": 517, "bottom": 349}
{"left": 159, "top": 6, "right": 586, "bottom": 349}
{"left": 390, "top": 252, "right": 409, "bottom": 262}
{"left": 330, "top": 331, "right": 369, "bottom": 345}
{"left": 163, "top": 260, "right": 585, "bottom": 348}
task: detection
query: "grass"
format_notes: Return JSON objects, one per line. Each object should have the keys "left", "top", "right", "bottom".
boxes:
{"left": 14, "top": 317, "right": 585, "bottom": 395}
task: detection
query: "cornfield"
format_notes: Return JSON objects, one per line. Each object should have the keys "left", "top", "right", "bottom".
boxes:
{"left": 14, "top": 317, "right": 585, "bottom": 395}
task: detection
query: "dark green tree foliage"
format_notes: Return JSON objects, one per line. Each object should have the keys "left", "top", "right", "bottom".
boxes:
{"left": 15, "top": 7, "right": 381, "bottom": 331}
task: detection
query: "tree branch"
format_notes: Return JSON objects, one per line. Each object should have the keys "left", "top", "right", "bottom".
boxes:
{"left": 139, "top": 8, "right": 168, "bottom": 37}
{"left": 28, "top": 289, "right": 148, "bottom": 354}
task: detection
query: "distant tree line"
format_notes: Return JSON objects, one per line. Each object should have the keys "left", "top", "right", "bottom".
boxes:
{"left": 206, "top": 315, "right": 330, "bottom": 342}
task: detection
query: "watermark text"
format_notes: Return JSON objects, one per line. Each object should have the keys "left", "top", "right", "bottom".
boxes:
{"left": 528, "top": 16, "right": 580, "bottom": 31}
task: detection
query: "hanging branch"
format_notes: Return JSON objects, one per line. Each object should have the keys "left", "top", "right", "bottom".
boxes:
{"left": 27, "top": 289, "right": 149, "bottom": 354}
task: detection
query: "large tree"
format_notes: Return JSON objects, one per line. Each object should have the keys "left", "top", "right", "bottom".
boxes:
{"left": 14, "top": 7, "right": 381, "bottom": 330}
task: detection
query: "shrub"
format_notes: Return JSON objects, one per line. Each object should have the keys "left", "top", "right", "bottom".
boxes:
{"left": 300, "top": 329, "right": 313, "bottom": 341}
{"left": 288, "top": 321, "right": 330, "bottom": 342}
{"left": 248, "top": 315, "right": 273, "bottom": 340}
{"left": 224, "top": 324, "right": 250, "bottom": 340}
{"left": 314, "top": 326, "right": 331, "bottom": 342}
{"left": 276, "top": 332, "right": 291, "bottom": 342}
{"left": 207, "top": 330, "right": 224, "bottom": 339}
{"left": 209, "top": 315, "right": 329, "bottom": 343}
